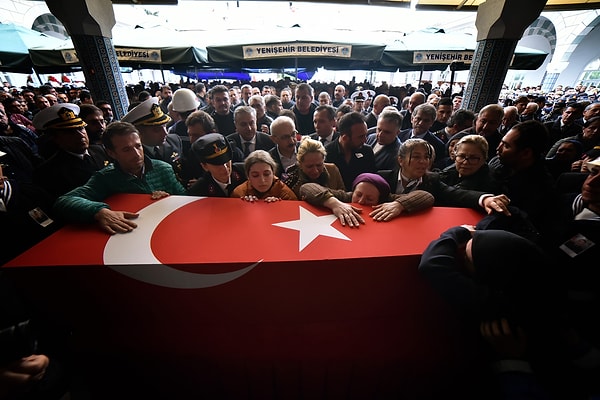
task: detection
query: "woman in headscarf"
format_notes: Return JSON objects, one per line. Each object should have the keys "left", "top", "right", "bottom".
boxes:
{"left": 300, "top": 172, "right": 434, "bottom": 227}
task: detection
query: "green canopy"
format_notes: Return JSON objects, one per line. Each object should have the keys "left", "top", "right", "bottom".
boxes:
{"left": 380, "top": 31, "right": 548, "bottom": 71}
{"left": 0, "top": 23, "right": 69, "bottom": 73}
{"left": 204, "top": 27, "right": 388, "bottom": 71}
{"left": 28, "top": 26, "right": 208, "bottom": 73}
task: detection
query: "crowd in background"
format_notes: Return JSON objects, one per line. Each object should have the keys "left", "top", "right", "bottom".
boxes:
{"left": 1, "top": 74, "right": 599, "bottom": 399}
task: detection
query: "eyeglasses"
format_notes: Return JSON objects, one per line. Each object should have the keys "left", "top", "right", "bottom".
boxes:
{"left": 275, "top": 132, "right": 297, "bottom": 141}
{"left": 455, "top": 154, "right": 482, "bottom": 163}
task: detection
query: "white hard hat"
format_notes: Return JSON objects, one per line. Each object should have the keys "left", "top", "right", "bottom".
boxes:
{"left": 171, "top": 88, "right": 199, "bottom": 112}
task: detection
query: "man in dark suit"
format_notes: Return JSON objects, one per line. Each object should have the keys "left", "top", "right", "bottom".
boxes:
{"left": 325, "top": 111, "right": 376, "bottom": 191}
{"left": 309, "top": 105, "right": 339, "bottom": 147}
{"left": 455, "top": 104, "right": 504, "bottom": 162}
{"left": 430, "top": 97, "right": 453, "bottom": 133}
{"left": 398, "top": 103, "right": 446, "bottom": 170}
{"left": 269, "top": 115, "right": 299, "bottom": 178}
{"left": 187, "top": 133, "right": 246, "bottom": 197}
{"left": 366, "top": 108, "right": 402, "bottom": 171}
{"left": 544, "top": 102, "right": 584, "bottom": 152}
{"left": 226, "top": 106, "right": 274, "bottom": 162}
{"left": 32, "top": 103, "right": 110, "bottom": 200}
{"left": 121, "top": 97, "right": 184, "bottom": 181}
{"left": 400, "top": 92, "right": 426, "bottom": 131}
{"left": 364, "top": 94, "right": 390, "bottom": 129}
{"left": 489, "top": 120, "right": 560, "bottom": 239}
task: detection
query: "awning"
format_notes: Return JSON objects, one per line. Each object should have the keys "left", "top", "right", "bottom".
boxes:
{"left": 0, "top": 23, "right": 70, "bottom": 73}
{"left": 203, "top": 26, "right": 388, "bottom": 71}
{"left": 380, "top": 30, "right": 548, "bottom": 71}
{"left": 28, "top": 25, "right": 208, "bottom": 73}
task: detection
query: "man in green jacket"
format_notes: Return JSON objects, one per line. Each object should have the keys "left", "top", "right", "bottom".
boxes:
{"left": 54, "top": 120, "right": 186, "bottom": 234}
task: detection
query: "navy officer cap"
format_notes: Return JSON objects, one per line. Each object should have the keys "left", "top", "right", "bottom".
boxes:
{"left": 121, "top": 97, "right": 171, "bottom": 126}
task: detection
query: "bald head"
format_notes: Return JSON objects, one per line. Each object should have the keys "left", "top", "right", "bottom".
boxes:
{"left": 373, "top": 94, "right": 391, "bottom": 115}
{"left": 408, "top": 92, "right": 426, "bottom": 112}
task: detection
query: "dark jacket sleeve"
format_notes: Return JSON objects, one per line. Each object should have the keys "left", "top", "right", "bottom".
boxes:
{"left": 418, "top": 226, "right": 490, "bottom": 317}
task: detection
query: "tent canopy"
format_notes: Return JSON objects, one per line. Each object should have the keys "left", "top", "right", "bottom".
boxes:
{"left": 29, "top": 25, "right": 208, "bottom": 73}
{"left": 380, "top": 30, "right": 548, "bottom": 71}
{"left": 202, "top": 26, "right": 388, "bottom": 71}
{"left": 0, "top": 23, "right": 69, "bottom": 73}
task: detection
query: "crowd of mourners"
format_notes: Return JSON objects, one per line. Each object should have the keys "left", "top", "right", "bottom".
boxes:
{"left": 0, "top": 76, "right": 599, "bottom": 399}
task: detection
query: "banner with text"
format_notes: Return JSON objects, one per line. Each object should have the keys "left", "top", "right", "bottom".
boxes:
{"left": 242, "top": 43, "right": 352, "bottom": 59}
{"left": 60, "top": 48, "right": 163, "bottom": 64}
{"left": 413, "top": 51, "right": 474, "bottom": 64}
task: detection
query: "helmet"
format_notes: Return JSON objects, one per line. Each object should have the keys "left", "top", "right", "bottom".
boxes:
{"left": 171, "top": 88, "right": 199, "bottom": 112}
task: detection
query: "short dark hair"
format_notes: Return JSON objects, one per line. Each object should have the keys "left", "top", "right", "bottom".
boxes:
{"left": 78, "top": 104, "right": 102, "bottom": 120}
{"left": 137, "top": 91, "right": 151, "bottom": 102}
{"left": 448, "top": 109, "right": 476, "bottom": 128}
{"left": 102, "top": 121, "right": 139, "bottom": 151}
{"left": 95, "top": 100, "right": 110, "bottom": 108}
{"left": 185, "top": 110, "right": 216, "bottom": 132}
{"left": 438, "top": 97, "right": 452, "bottom": 107}
{"left": 337, "top": 111, "right": 365, "bottom": 137}
{"left": 314, "top": 105, "right": 336, "bottom": 120}
{"left": 336, "top": 104, "right": 352, "bottom": 116}
{"left": 209, "top": 85, "right": 229, "bottom": 99}
{"left": 80, "top": 90, "right": 92, "bottom": 101}
{"left": 511, "top": 120, "right": 548, "bottom": 159}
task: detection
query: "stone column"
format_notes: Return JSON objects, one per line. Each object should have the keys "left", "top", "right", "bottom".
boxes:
{"left": 463, "top": 0, "right": 546, "bottom": 113}
{"left": 45, "top": 0, "right": 129, "bottom": 120}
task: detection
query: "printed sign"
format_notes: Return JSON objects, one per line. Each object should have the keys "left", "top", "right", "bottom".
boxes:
{"left": 413, "top": 51, "right": 474, "bottom": 64}
{"left": 242, "top": 43, "right": 352, "bottom": 59}
{"left": 61, "top": 48, "right": 162, "bottom": 63}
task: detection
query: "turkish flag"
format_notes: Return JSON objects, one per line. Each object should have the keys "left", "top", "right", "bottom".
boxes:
{"left": 5, "top": 195, "right": 487, "bottom": 398}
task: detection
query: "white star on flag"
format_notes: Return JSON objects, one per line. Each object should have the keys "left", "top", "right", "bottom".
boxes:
{"left": 272, "top": 206, "right": 351, "bottom": 251}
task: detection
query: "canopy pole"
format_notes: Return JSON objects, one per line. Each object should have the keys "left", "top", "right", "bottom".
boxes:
{"left": 160, "top": 65, "right": 166, "bottom": 84}
{"left": 419, "top": 65, "right": 424, "bottom": 86}
{"left": 295, "top": 58, "right": 298, "bottom": 80}
{"left": 34, "top": 69, "right": 43, "bottom": 86}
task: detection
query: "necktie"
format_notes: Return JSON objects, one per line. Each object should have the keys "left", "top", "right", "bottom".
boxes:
{"left": 320, "top": 138, "right": 327, "bottom": 146}
{"left": 243, "top": 142, "right": 251, "bottom": 157}
{"left": 153, "top": 146, "right": 162, "bottom": 159}
{"left": 83, "top": 154, "right": 94, "bottom": 170}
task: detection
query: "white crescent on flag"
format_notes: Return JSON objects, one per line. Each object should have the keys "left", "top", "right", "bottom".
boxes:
{"left": 103, "top": 196, "right": 261, "bottom": 289}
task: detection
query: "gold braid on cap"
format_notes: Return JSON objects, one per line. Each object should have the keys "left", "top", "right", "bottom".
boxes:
{"left": 133, "top": 103, "right": 171, "bottom": 126}
{"left": 45, "top": 107, "right": 86, "bottom": 129}
{"left": 205, "top": 142, "right": 228, "bottom": 159}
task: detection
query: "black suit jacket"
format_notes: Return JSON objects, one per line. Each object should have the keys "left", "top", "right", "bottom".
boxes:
{"left": 308, "top": 131, "right": 340, "bottom": 147}
{"left": 33, "top": 145, "right": 110, "bottom": 200}
{"left": 365, "top": 112, "right": 378, "bottom": 129}
{"left": 324, "top": 140, "right": 376, "bottom": 191}
{"left": 400, "top": 110, "right": 412, "bottom": 130}
{"left": 366, "top": 133, "right": 400, "bottom": 171}
{"left": 379, "top": 168, "right": 485, "bottom": 209}
{"left": 543, "top": 119, "right": 583, "bottom": 152}
{"left": 226, "top": 132, "right": 275, "bottom": 159}
{"left": 398, "top": 129, "right": 447, "bottom": 169}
